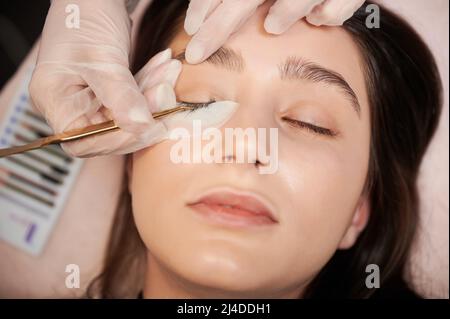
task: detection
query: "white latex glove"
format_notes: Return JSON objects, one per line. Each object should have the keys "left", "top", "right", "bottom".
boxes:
{"left": 184, "top": 0, "right": 365, "bottom": 64}
{"left": 29, "top": 0, "right": 181, "bottom": 157}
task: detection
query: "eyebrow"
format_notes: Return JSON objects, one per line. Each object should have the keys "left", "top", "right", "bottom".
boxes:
{"left": 176, "top": 48, "right": 361, "bottom": 116}
{"left": 279, "top": 57, "right": 361, "bottom": 116}
{"left": 175, "top": 47, "right": 245, "bottom": 72}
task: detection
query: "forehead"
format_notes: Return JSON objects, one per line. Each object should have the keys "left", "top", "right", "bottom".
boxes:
{"left": 170, "top": 5, "right": 369, "bottom": 113}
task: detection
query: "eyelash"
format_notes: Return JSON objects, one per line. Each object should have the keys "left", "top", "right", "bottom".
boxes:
{"left": 282, "top": 116, "right": 338, "bottom": 137}
{"left": 177, "top": 100, "right": 216, "bottom": 113}
{"left": 177, "top": 101, "right": 337, "bottom": 137}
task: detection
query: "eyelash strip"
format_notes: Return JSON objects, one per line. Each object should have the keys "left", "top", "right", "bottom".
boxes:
{"left": 281, "top": 116, "right": 338, "bottom": 137}
{"left": 177, "top": 100, "right": 216, "bottom": 113}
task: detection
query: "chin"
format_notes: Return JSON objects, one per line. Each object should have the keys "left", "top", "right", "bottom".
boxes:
{"left": 164, "top": 246, "right": 285, "bottom": 297}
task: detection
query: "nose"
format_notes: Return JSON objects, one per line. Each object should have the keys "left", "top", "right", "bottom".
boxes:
{"left": 216, "top": 98, "right": 275, "bottom": 171}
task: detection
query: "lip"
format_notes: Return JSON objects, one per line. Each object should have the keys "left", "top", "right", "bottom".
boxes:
{"left": 186, "top": 188, "right": 279, "bottom": 228}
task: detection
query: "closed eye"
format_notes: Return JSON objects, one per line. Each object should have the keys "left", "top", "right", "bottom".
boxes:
{"left": 177, "top": 100, "right": 216, "bottom": 113}
{"left": 176, "top": 103, "right": 338, "bottom": 137}
{"left": 282, "top": 116, "right": 338, "bottom": 137}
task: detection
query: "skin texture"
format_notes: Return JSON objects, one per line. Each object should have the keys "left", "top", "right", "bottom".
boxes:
{"left": 130, "top": 2, "right": 371, "bottom": 298}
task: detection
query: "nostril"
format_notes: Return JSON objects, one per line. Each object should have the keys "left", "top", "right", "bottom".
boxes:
{"left": 221, "top": 155, "right": 267, "bottom": 168}
{"left": 222, "top": 154, "right": 235, "bottom": 163}
{"left": 255, "top": 158, "right": 271, "bottom": 168}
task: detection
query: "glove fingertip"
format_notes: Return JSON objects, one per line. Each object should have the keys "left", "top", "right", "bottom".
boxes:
{"left": 185, "top": 40, "right": 206, "bottom": 64}
{"left": 184, "top": 18, "right": 200, "bottom": 36}
{"left": 114, "top": 100, "right": 154, "bottom": 135}
{"left": 128, "top": 105, "right": 152, "bottom": 124}
{"left": 305, "top": 14, "right": 324, "bottom": 26}
{"left": 264, "top": 14, "right": 286, "bottom": 35}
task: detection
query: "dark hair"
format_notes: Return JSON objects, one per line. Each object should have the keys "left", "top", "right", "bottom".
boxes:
{"left": 87, "top": 0, "right": 442, "bottom": 298}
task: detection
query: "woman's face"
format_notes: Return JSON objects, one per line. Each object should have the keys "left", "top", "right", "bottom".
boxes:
{"left": 131, "top": 4, "right": 371, "bottom": 298}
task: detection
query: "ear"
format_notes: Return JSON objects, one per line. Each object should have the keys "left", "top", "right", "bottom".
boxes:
{"left": 338, "top": 194, "right": 370, "bottom": 250}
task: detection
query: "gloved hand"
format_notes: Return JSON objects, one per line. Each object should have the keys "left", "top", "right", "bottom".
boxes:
{"left": 184, "top": 0, "right": 365, "bottom": 64}
{"left": 29, "top": 0, "right": 181, "bottom": 157}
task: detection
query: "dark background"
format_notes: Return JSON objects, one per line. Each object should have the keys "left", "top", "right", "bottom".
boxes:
{"left": 0, "top": 0, "right": 50, "bottom": 90}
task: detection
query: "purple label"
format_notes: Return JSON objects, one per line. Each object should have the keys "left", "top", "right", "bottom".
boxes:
{"left": 25, "top": 223, "right": 37, "bottom": 244}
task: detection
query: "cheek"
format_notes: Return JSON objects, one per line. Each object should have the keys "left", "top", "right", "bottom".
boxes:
{"left": 274, "top": 134, "right": 370, "bottom": 263}
{"left": 130, "top": 142, "right": 187, "bottom": 246}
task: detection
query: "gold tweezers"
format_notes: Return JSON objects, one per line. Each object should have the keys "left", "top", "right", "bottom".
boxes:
{"left": 0, "top": 105, "right": 192, "bottom": 158}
